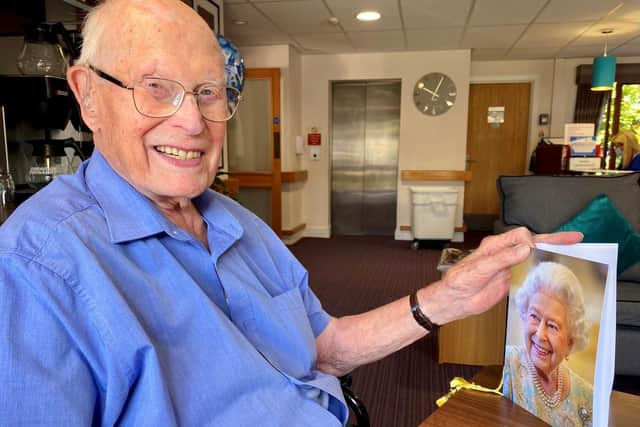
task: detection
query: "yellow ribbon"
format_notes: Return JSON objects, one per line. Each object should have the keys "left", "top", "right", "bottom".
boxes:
{"left": 436, "top": 376, "right": 504, "bottom": 407}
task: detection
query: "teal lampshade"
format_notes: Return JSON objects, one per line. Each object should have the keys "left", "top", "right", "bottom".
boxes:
{"left": 591, "top": 55, "right": 616, "bottom": 91}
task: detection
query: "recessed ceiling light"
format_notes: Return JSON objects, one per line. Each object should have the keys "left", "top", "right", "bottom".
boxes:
{"left": 232, "top": 19, "right": 248, "bottom": 25}
{"left": 356, "top": 10, "right": 381, "bottom": 22}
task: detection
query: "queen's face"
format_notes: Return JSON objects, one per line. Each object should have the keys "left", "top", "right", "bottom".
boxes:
{"left": 523, "top": 291, "right": 574, "bottom": 377}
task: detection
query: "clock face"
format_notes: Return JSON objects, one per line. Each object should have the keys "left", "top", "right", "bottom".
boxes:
{"left": 413, "top": 73, "right": 457, "bottom": 116}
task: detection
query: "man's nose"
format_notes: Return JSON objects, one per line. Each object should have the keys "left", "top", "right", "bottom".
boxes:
{"left": 173, "top": 93, "right": 205, "bottom": 135}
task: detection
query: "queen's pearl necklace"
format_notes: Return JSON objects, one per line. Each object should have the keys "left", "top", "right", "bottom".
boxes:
{"left": 526, "top": 355, "right": 564, "bottom": 408}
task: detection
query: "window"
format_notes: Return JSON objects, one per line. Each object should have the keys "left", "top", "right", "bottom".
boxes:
{"left": 597, "top": 83, "right": 640, "bottom": 169}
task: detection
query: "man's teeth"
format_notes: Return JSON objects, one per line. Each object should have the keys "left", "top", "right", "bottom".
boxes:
{"left": 155, "top": 146, "right": 202, "bottom": 160}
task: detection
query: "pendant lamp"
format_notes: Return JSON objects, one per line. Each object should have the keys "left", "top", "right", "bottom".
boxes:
{"left": 591, "top": 29, "right": 616, "bottom": 91}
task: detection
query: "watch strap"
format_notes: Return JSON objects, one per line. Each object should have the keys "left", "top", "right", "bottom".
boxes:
{"left": 410, "top": 290, "right": 438, "bottom": 332}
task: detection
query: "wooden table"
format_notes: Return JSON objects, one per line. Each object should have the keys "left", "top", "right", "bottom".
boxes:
{"left": 420, "top": 366, "right": 640, "bottom": 427}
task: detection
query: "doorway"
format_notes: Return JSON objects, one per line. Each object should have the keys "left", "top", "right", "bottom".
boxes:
{"left": 330, "top": 80, "right": 400, "bottom": 236}
{"left": 464, "top": 82, "right": 530, "bottom": 230}
{"left": 227, "top": 68, "right": 282, "bottom": 235}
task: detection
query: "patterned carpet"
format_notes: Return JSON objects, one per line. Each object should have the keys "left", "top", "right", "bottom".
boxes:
{"left": 290, "top": 235, "right": 483, "bottom": 427}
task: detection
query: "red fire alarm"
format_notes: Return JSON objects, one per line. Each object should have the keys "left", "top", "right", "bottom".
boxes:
{"left": 307, "top": 132, "right": 321, "bottom": 146}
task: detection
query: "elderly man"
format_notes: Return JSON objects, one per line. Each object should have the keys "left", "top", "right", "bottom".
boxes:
{"left": 0, "top": 0, "right": 581, "bottom": 425}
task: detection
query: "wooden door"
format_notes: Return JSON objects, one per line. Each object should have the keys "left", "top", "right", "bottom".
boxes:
{"left": 227, "top": 68, "right": 282, "bottom": 236}
{"left": 465, "top": 83, "right": 530, "bottom": 219}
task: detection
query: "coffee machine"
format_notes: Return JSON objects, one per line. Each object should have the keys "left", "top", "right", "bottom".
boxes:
{"left": 0, "top": 74, "right": 89, "bottom": 198}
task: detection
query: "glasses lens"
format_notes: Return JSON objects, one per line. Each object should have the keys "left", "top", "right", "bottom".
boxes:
{"left": 132, "top": 78, "right": 184, "bottom": 118}
{"left": 198, "top": 86, "right": 241, "bottom": 122}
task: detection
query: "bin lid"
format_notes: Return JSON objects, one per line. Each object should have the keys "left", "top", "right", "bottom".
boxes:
{"left": 409, "top": 186, "right": 458, "bottom": 193}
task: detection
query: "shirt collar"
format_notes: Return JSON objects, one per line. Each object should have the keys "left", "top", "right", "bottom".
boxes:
{"left": 84, "top": 150, "right": 244, "bottom": 246}
{"left": 85, "top": 150, "right": 171, "bottom": 243}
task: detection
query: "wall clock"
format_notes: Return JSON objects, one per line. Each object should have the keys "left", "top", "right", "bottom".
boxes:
{"left": 412, "top": 72, "right": 457, "bottom": 116}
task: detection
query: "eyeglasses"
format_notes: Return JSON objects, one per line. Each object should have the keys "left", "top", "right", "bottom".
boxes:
{"left": 88, "top": 65, "right": 241, "bottom": 122}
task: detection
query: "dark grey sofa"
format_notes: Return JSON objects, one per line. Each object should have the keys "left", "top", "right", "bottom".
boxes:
{"left": 494, "top": 172, "right": 640, "bottom": 377}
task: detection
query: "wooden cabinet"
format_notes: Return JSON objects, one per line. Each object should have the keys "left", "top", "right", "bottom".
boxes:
{"left": 438, "top": 298, "right": 508, "bottom": 366}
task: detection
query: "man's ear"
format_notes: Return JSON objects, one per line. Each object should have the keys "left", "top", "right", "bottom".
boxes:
{"left": 67, "top": 65, "right": 99, "bottom": 131}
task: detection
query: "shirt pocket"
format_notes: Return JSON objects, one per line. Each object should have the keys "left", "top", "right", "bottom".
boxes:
{"left": 242, "top": 287, "right": 317, "bottom": 380}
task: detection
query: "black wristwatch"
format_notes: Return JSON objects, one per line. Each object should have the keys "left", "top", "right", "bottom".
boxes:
{"left": 410, "top": 290, "right": 439, "bottom": 332}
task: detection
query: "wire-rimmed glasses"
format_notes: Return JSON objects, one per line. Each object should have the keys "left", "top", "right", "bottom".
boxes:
{"left": 88, "top": 65, "right": 241, "bottom": 122}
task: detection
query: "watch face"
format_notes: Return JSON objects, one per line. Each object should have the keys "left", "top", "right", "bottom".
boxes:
{"left": 413, "top": 72, "right": 457, "bottom": 116}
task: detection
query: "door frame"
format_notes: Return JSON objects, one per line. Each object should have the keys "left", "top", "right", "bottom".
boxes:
{"left": 228, "top": 68, "right": 282, "bottom": 235}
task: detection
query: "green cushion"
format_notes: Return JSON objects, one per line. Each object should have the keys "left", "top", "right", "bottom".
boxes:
{"left": 556, "top": 194, "right": 640, "bottom": 273}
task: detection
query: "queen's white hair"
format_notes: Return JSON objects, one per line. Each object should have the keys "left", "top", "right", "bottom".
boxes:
{"left": 515, "top": 261, "right": 590, "bottom": 354}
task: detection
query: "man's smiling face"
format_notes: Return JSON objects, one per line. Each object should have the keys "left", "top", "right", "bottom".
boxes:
{"left": 88, "top": 1, "right": 225, "bottom": 205}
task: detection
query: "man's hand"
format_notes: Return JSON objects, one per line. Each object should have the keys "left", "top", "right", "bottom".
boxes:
{"left": 419, "top": 227, "right": 583, "bottom": 325}
{"left": 316, "top": 227, "right": 582, "bottom": 376}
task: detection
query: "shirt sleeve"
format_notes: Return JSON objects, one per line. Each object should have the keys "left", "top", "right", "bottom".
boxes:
{"left": 0, "top": 257, "right": 98, "bottom": 425}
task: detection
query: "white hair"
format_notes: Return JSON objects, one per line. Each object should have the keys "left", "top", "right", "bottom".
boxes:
{"left": 76, "top": 1, "right": 110, "bottom": 66}
{"left": 515, "top": 261, "right": 590, "bottom": 353}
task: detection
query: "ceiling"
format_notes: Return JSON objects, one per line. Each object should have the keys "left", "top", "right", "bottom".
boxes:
{"left": 223, "top": 0, "right": 640, "bottom": 60}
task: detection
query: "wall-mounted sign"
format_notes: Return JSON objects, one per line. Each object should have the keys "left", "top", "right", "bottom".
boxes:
{"left": 307, "top": 133, "right": 321, "bottom": 145}
{"left": 487, "top": 106, "right": 505, "bottom": 124}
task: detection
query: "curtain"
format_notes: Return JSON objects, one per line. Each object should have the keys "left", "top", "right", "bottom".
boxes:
{"left": 573, "top": 84, "right": 610, "bottom": 129}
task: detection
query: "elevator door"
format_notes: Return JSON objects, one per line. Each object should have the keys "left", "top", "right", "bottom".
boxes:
{"left": 331, "top": 81, "right": 400, "bottom": 236}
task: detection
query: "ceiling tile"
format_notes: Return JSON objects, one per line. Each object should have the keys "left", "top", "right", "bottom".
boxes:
{"left": 536, "top": 0, "right": 624, "bottom": 24}
{"left": 224, "top": 3, "right": 280, "bottom": 35}
{"left": 621, "top": 33, "right": 640, "bottom": 46}
{"left": 400, "top": 0, "right": 472, "bottom": 29}
{"left": 607, "top": 0, "right": 640, "bottom": 22}
{"left": 325, "top": 0, "right": 402, "bottom": 31}
{"left": 470, "top": 48, "right": 509, "bottom": 60}
{"left": 226, "top": 32, "right": 295, "bottom": 47}
{"left": 348, "top": 30, "right": 406, "bottom": 52}
{"left": 469, "top": 0, "right": 547, "bottom": 26}
{"left": 405, "top": 28, "right": 464, "bottom": 50}
{"left": 461, "top": 25, "right": 527, "bottom": 49}
{"left": 293, "top": 32, "right": 354, "bottom": 53}
{"left": 506, "top": 47, "right": 561, "bottom": 59}
{"left": 610, "top": 43, "right": 640, "bottom": 56}
{"left": 253, "top": 0, "right": 337, "bottom": 33}
{"left": 515, "top": 23, "right": 592, "bottom": 48}
{"left": 572, "top": 21, "right": 640, "bottom": 46}
{"left": 557, "top": 44, "right": 607, "bottom": 58}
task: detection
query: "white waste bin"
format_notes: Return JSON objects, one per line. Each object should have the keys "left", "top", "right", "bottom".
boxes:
{"left": 410, "top": 186, "right": 459, "bottom": 240}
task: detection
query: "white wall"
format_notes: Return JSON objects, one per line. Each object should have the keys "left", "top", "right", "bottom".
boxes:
{"left": 301, "top": 50, "right": 471, "bottom": 239}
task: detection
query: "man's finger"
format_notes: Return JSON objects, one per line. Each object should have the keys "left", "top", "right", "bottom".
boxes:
{"left": 446, "top": 242, "right": 530, "bottom": 294}
{"left": 534, "top": 231, "right": 583, "bottom": 245}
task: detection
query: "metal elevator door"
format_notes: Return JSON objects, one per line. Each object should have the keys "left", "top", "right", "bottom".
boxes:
{"left": 331, "top": 80, "right": 400, "bottom": 236}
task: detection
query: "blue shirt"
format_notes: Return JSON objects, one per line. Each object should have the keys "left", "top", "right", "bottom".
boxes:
{"left": 0, "top": 151, "right": 347, "bottom": 426}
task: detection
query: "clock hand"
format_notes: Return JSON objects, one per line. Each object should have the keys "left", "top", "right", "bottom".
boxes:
{"left": 420, "top": 86, "right": 439, "bottom": 98}
{"left": 432, "top": 76, "right": 444, "bottom": 100}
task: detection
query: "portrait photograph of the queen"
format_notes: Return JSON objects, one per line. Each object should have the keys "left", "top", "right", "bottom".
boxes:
{"left": 502, "top": 248, "right": 608, "bottom": 427}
